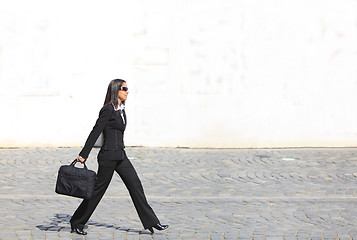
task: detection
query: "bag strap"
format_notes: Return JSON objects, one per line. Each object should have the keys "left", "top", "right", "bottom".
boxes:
{"left": 70, "top": 159, "right": 88, "bottom": 170}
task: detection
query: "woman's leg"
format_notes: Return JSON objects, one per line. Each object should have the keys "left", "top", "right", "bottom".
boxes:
{"left": 115, "top": 157, "right": 160, "bottom": 229}
{"left": 70, "top": 160, "right": 117, "bottom": 229}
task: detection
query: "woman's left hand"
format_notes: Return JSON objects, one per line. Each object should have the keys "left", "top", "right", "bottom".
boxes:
{"left": 77, "top": 156, "right": 86, "bottom": 163}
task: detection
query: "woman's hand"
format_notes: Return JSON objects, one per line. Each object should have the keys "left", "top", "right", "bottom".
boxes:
{"left": 77, "top": 156, "right": 86, "bottom": 163}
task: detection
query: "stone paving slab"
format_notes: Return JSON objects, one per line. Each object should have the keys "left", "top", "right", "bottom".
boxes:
{"left": 0, "top": 147, "right": 357, "bottom": 239}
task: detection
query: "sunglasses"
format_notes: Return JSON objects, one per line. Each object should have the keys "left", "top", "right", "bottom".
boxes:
{"left": 119, "top": 87, "right": 128, "bottom": 92}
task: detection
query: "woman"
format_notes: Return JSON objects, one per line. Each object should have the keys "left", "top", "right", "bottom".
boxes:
{"left": 70, "top": 79, "right": 168, "bottom": 235}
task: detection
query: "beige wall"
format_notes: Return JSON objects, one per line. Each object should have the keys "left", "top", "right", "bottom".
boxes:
{"left": 0, "top": 0, "right": 357, "bottom": 148}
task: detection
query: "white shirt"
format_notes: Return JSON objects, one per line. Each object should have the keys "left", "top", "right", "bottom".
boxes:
{"left": 114, "top": 103, "right": 125, "bottom": 124}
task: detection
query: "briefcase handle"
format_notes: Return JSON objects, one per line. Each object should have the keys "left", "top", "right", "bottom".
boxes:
{"left": 70, "top": 159, "right": 88, "bottom": 170}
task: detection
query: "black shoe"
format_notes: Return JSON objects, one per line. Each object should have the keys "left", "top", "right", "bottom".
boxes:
{"left": 148, "top": 223, "right": 169, "bottom": 233}
{"left": 71, "top": 224, "right": 87, "bottom": 235}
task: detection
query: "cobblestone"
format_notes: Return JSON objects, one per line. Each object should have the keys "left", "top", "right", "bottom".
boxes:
{"left": 0, "top": 147, "right": 357, "bottom": 239}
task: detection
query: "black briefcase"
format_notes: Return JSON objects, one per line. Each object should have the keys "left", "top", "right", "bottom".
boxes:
{"left": 55, "top": 160, "right": 97, "bottom": 199}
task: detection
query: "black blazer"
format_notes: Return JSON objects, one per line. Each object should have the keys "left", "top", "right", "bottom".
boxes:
{"left": 79, "top": 104, "right": 127, "bottom": 161}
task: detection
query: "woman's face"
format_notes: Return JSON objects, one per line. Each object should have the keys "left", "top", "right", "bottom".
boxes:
{"left": 118, "top": 82, "right": 129, "bottom": 103}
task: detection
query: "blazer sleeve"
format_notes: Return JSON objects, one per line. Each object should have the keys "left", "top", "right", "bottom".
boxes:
{"left": 79, "top": 105, "right": 113, "bottom": 159}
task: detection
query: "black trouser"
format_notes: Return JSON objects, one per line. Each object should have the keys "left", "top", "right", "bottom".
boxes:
{"left": 70, "top": 155, "right": 159, "bottom": 230}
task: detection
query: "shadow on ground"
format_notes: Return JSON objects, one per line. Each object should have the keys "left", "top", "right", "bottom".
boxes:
{"left": 36, "top": 214, "right": 152, "bottom": 235}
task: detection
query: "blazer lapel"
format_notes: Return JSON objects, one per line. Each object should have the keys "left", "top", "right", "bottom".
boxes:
{"left": 123, "top": 110, "right": 127, "bottom": 126}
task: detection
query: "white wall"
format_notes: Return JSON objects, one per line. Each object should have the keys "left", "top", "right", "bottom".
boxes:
{"left": 0, "top": 0, "right": 356, "bottom": 148}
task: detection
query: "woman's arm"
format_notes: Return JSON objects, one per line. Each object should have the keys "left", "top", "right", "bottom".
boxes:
{"left": 78, "top": 105, "right": 113, "bottom": 160}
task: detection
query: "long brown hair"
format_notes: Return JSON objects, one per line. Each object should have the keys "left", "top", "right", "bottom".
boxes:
{"left": 103, "top": 79, "right": 126, "bottom": 107}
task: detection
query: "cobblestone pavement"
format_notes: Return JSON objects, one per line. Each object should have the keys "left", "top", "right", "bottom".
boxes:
{"left": 0, "top": 147, "right": 357, "bottom": 240}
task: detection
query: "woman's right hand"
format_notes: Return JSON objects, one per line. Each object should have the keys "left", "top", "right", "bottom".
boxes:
{"left": 77, "top": 156, "right": 86, "bottom": 163}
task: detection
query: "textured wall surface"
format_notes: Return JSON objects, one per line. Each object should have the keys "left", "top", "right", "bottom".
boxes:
{"left": 0, "top": 0, "right": 356, "bottom": 148}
